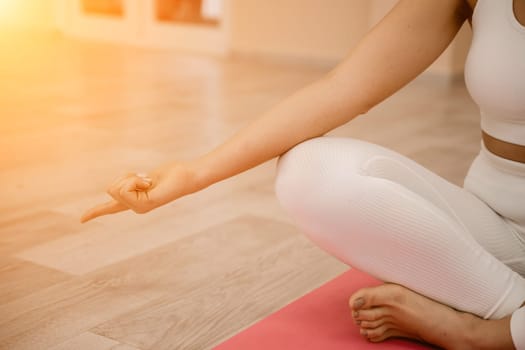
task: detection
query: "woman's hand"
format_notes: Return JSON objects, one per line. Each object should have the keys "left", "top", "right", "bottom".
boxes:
{"left": 80, "top": 162, "right": 198, "bottom": 223}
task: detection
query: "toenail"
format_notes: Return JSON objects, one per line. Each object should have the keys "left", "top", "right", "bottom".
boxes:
{"left": 353, "top": 311, "right": 359, "bottom": 318}
{"left": 353, "top": 298, "right": 364, "bottom": 309}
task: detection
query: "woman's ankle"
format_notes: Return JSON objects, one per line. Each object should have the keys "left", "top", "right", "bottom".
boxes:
{"left": 466, "top": 315, "right": 514, "bottom": 350}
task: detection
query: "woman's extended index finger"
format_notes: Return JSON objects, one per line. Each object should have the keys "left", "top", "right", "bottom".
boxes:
{"left": 80, "top": 200, "right": 128, "bottom": 223}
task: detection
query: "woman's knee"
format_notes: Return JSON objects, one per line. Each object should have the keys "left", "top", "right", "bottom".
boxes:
{"left": 274, "top": 137, "right": 331, "bottom": 211}
{"left": 274, "top": 136, "right": 377, "bottom": 205}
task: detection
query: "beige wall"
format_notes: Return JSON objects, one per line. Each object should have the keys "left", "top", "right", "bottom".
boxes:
{"left": 230, "top": 0, "right": 472, "bottom": 78}
{"left": 229, "top": 0, "right": 370, "bottom": 63}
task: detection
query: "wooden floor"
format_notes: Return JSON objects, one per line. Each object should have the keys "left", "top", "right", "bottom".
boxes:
{"left": 0, "top": 32, "right": 481, "bottom": 350}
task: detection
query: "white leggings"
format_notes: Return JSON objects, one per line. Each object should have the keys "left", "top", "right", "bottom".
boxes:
{"left": 274, "top": 137, "right": 525, "bottom": 348}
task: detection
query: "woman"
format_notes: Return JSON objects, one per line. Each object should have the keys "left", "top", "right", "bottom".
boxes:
{"left": 81, "top": 1, "right": 525, "bottom": 348}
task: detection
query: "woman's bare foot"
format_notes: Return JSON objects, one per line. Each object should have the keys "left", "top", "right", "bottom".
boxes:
{"left": 348, "top": 283, "right": 517, "bottom": 349}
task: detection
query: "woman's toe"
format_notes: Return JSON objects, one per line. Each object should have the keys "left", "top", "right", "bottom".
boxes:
{"left": 350, "top": 284, "right": 406, "bottom": 311}
{"left": 362, "top": 323, "right": 393, "bottom": 339}
{"left": 360, "top": 317, "right": 386, "bottom": 329}
{"left": 354, "top": 306, "right": 389, "bottom": 321}
{"left": 349, "top": 286, "right": 385, "bottom": 310}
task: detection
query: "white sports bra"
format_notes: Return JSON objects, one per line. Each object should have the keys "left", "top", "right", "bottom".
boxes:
{"left": 464, "top": 0, "right": 525, "bottom": 146}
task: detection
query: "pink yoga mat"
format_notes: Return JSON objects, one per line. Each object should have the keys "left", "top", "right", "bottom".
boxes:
{"left": 214, "top": 269, "right": 432, "bottom": 349}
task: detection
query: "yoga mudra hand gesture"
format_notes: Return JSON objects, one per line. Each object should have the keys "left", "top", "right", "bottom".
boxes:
{"left": 80, "top": 1, "right": 525, "bottom": 349}
{"left": 80, "top": 162, "right": 196, "bottom": 223}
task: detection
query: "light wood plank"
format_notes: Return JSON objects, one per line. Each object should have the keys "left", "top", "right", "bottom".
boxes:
{"left": 0, "top": 211, "right": 98, "bottom": 255}
{"left": 48, "top": 332, "right": 140, "bottom": 350}
{"left": 0, "top": 256, "right": 70, "bottom": 305}
{"left": 0, "top": 278, "right": 162, "bottom": 350}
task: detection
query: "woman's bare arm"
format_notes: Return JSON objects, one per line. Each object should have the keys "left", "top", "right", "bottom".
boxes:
{"left": 81, "top": 0, "right": 470, "bottom": 222}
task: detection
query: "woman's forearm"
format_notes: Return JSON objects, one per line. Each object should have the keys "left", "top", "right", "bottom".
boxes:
{"left": 188, "top": 74, "right": 368, "bottom": 191}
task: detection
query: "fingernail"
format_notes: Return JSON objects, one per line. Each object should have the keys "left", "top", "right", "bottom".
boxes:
{"left": 360, "top": 329, "right": 368, "bottom": 337}
{"left": 356, "top": 320, "right": 361, "bottom": 325}
{"left": 353, "top": 311, "right": 359, "bottom": 319}
{"left": 353, "top": 298, "right": 365, "bottom": 309}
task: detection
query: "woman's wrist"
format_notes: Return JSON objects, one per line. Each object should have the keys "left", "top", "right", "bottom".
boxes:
{"left": 183, "top": 156, "right": 215, "bottom": 193}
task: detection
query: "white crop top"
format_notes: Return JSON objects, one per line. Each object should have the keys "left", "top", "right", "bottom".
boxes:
{"left": 464, "top": 0, "right": 525, "bottom": 146}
